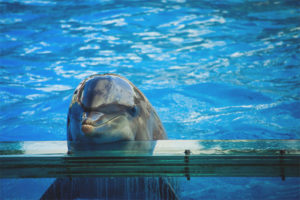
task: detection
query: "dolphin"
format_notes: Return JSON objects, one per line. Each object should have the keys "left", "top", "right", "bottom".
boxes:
{"left": 41, "top": 74, "right": 179, "bottom": 200}
{"left": 67, "top": 74, "right": 166, "bottom": 150}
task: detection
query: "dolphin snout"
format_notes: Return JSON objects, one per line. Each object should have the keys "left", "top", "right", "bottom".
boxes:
{"left": 81, "top": 112, "right": 104, "bottom": 135}
{"left": 81, "top": 124, "right": 94, "bottom": 135}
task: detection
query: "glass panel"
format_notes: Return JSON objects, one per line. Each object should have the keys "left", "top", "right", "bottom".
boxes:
{"left": 1, "top": 140, "right": 299, "bottom": 178}
{"left": 1, "top": 140, "right": 300, "bottom": 155}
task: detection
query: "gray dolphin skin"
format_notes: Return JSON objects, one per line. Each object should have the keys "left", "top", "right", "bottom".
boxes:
{"left": 67, "top": 73, "right": 166, "bottom": 149}
{"left": 41, "top": 74, "right": 179, "bottom": 200}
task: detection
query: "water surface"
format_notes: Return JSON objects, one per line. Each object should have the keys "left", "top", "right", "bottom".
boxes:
{"left": 0, "top": 0, "right": 300, "bottom": 199}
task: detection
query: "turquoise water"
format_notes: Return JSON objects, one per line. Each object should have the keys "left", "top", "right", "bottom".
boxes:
{"left": 1, "top": 0, "right": 300, "bottom": 199}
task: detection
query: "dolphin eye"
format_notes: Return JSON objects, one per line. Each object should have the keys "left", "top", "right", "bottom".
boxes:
{"left": 128, "top": 106, "right": 138, "bottom": 117}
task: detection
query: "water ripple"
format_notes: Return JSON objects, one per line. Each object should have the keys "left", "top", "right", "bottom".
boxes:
{"left": 1, "top": 0, "right": 299, "bottom": 140}
{"left": 1, "top": 1, "right": 300, "bottom": 199}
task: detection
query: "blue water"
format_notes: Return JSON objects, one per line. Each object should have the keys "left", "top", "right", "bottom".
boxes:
{"left": 0, "top": 0, "right": 300, "bottom": 199}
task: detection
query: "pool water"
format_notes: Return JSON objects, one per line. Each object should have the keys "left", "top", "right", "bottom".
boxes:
{"left": 0, "top": 0, "right": 300, "bottom": 199}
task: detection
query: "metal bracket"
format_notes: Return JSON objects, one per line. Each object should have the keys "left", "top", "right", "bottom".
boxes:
{"left": 280, "top": 150, "right": 286, "bottom": 181}
{"left": 184, "top": 149, "right": 191, "bottom": 181}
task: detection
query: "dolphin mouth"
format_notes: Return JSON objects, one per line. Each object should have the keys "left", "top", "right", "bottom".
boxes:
{"left": 81, "top": 124, "right": 95, "bottom": 136}
{"left": 81, "top": 115, "right": 121, "bottom": 135}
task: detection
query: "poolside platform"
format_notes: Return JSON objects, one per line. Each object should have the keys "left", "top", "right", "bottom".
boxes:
{"left": 1, "top": 140, "right": 299, "bottom": 179}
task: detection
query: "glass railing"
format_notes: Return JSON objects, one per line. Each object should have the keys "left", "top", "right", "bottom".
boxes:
{"left": 1, "top": 140, "right": 299, "bottom": 179}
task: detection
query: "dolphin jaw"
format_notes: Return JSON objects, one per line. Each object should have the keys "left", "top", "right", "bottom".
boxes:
{"left": 81, "top": 124, "right": 95, "bottom": 136}
{"left": 80, "top": 115, "right": 123, "bottom": 136}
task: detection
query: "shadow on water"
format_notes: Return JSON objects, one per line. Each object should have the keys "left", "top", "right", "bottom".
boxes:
{"left": 41, "top": 177, "right": 179, "bottom": 200}
{"left": 40, "top": 141, "right": 180, "bottom": 200}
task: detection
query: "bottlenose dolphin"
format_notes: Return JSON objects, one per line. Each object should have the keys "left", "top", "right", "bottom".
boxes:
{"left": 67, "top": 74, "right": 166, "bottom": 149}
{"left": 41, "top": 74, "right": 179, "bottom": 200}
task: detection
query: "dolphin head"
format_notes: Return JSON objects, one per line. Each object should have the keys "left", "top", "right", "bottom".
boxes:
{"left": 70, "top": 75, "right": 139, "bottom": 143}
